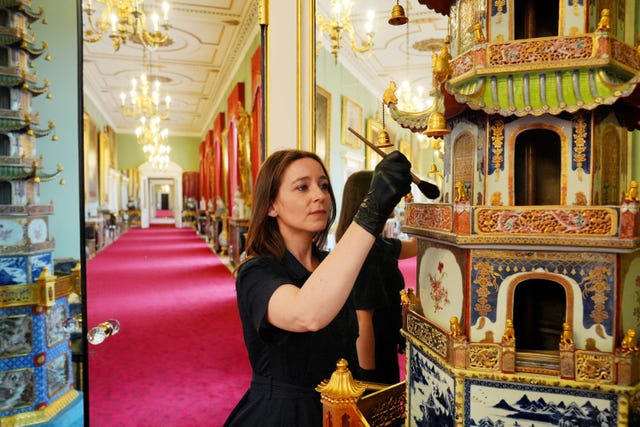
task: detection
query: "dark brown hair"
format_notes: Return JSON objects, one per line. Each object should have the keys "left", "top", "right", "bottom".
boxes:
{"left": 335, "top": 170, "right": 372, "bottom": 242}
{"left": 243, "top": 150, "right": 336, "bottom": 263}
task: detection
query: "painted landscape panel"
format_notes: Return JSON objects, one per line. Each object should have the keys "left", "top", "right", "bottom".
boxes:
{"left": 465, "top": 378, "right": 618, "bottom": 426}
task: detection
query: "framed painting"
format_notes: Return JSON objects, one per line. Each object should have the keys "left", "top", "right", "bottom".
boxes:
{"left": 341, "top": 96, "right": 363, "bottom": 149}
{"left": 315, "top": 85, "right": 331, "bottom": 167}
{"left": 365, "top": 118, "right": 394, "bottom": 170}
{"left": 99, "top": 125, "right": 115, "bottom": 206}
{"left": 399, "top": 138, "right": 412, "bottom": 164}
{"left": 83, "top": 110, "right": 98, "bottom": 203}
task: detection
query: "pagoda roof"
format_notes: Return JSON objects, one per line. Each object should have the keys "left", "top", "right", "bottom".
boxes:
{"left": 445, "top": 34, "right": 640, "bottom": 128}
{"left": 0, "top": 0, "right": 45, "bottom": 22}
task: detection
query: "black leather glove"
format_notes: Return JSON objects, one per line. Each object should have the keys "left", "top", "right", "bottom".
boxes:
{"left": 353, "top": 151, "right": 412, "bottom": 236}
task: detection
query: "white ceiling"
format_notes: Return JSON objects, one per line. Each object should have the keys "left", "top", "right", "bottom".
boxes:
{"left": 82, "top": 0, "right": 448, "bottom": 138}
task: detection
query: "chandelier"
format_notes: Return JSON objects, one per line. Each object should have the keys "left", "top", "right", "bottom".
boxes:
{"left": 137, "top": 117, "right": 171, "bottom": 169}
{"left": 395, "top": 8, "right": 433, "bottom": 113}
{"left": 317, "top": 0, "right": 375, "bottom": 64}
{"left": 82, "top": 0, "right": 171, "bottom": 51}
{"left": 120, "top": 70, "right": 171, "bottom": 123}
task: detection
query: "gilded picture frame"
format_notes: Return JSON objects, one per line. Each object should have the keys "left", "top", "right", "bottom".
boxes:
{"left": 341, "top": 96, "right": 363, "bottom": 149}
{"left": 315, "top": 85, "right": 331, "bottom": 167}
{"left": 99, "top": 125, "right": 114, "bottom": 206}
{"left": 83, "top": 110, "right": 98, "bottom": 203}
{"left": 365, "top": 118, "right": 394, "bottom": 170}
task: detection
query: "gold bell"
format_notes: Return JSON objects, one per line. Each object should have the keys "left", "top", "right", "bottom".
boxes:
{"left": 425, "top": 111, "right": 451, "bottom": 137}
{"left": 377, "top": 129, "right": 393, "bottom": 148}
{"left": 388, "top": 2, "right": 408, "bottom": 26}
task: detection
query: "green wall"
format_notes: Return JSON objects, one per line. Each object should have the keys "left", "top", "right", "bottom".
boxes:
{"left": 116, "top": 133, "right": 201, "bottom": 170}
{"left": 83, "top": 96, "right": 201, "bottom": 171}
{"left": 33, "top": 0, "right": 81, "bottom": 260}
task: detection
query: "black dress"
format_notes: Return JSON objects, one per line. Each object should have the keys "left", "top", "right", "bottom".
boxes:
{"left": 224, "top": 248, "right": 359, "bottom": 427}
{"left": 351, "top": 236, "right": 405, "bottom": 384}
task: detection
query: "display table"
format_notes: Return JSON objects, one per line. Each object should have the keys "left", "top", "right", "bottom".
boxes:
{"left": 85, "top": 216, "right": 104, "bottom": 258}
{"left": 228, "top": 217, "right": 249, "bottom": 266}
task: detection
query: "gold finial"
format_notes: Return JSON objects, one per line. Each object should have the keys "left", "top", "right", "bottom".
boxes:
{"left": 383, "top": 81, "right": 398, "bottom": 106}
{"left": 502, "top": 319, "right": 515, "bottom": 342}
{"left": 596, "top": 9, "right": 610, "bottom": 32}
{"left": 432, "top": 36, "right": 452, "bottom": 83}
{"left": 315, "top": 358, "right": 366, "bottom": 403}
{"left": 450, "top": 316, "right": 463, "bottom": 337}
{"left": 621, "top": 328, "right": 639, "bottom": 352}
{"left": 454, "top": 181, "right": 468, "bottom": 202}
{"left": 473, "top": 23, "right": 486, "bottom": 43}
{"left": 624, "top": 180, "right": 639, "bottom": 202}
{"left": 559, "top": 322, "right": 574, "bottom": 346}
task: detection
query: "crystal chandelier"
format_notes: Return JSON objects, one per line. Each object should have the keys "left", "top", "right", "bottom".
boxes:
{"left": 395, "top": 8, "right": 433, "bottom": 113}
{"left": 120, "top": 48, "right": 171, "bottom": 126}
{"left": 120, "top": 70, "right": 171, "bottom": 123}
{"left": 137, "top": 117, "right": 171, "bottom": 169}
{"left": 317, "top": 0, "right": 375, "bottom": 64}
{"left": 82, "top": 0, "right": 171, "bottom": 51}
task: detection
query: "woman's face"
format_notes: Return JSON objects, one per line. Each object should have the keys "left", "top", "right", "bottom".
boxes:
{"left": 269, "top": 157, "right": 331, "bottom": 239}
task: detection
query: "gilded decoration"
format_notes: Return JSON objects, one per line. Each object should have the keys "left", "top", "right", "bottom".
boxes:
{"left": 470, "top": 250, "right": 616, "bottom": 337}
{"left": 575, "top": 351, "right": 615, "bottom": 383}
{"left": 472, "top": 260, "right": 501, "bottom": 319}
{"left": 572, "top": 113, "right": 589, "bottom": 180}
{"left": 491, "top": 0, "right": 506, "bottom": 24}
{"left": 474, "top": 206, "right": 617, "bottom": 236}
{"left": 489, "top": 119, "right": 504, "bottom": 179}
{"left": 406, "top": 311, "right": 448, "bottom": 358}
{"left": 467, "top": 343, "right": 501, "bottom": 370}
{"left": 487, "top": 37, "right": 593, "bottom": 67}
{"left": 446, "top": 34, "right": 640, "bottom": 118}
{"left": 405, "top": 203, "right": 452, "bottom": 232}
{"left": 580, "top": 265, "right": 612, "bottom": 326}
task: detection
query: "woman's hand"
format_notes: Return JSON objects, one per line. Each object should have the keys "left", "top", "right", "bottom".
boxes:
{"left": 354, "top": 151, "right": 412, "bottom": 236}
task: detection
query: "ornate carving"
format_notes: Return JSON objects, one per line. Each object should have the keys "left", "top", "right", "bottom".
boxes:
{"left": 472, "top": 260, "right": 501, "bottom": 318}
{"left": 488, "top": 37, "right": 593, "bottom": 66}
{"left": 559, "top": 322, "right": 574, "bottom": 348}
{"left": 468, "top": 344, "right": 500, "bottom": 370}
{"left": 501, "top": 319, "right": 515, "bottom": 343}
{"left": 575, "top": 351, "right": 614, "bottom": 383}
{"left": 579, "top": 265, "right": 612, "bottom": 326}
{"left": 572, "top": 113, "right": 588, "bottom": 180}
{"left": 620, "top": 328, "right": 639, "bottom": 352}
{"left": 476, "top": 207, "right": 615, "bottom": 236}
{"left": 624, "top": 181, "right": 639, "bottom": 202}
{"left": 489, "top": 119, "right": 504, "bottom": 179}
{"left": 406, "top": 312, "right": 448, "bottom": 358}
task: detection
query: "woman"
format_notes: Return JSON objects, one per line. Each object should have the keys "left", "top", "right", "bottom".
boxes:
{"left": 224, "top": 149, "right": 411, "bottom": 426}
{"left": 336, "top": 170, "right": 417, "bottom": 384}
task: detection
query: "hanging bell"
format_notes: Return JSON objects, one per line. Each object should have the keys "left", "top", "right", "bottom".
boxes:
{"left": 388, "top": 2, "right": 408, "bottom": 26}
{"left": 425, "top": 111, "right": 451, "bottom": 137}
{"left": 377, "top": 129, "right": 393, "bottom": 148}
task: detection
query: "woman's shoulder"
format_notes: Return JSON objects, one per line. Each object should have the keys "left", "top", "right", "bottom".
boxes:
{"left": 238, "top": 255, "right": 280, "bottom": 274}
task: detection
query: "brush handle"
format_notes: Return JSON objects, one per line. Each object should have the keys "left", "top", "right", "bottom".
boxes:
{"left": 348, "top": 127, "right": 421, "bottom": 185}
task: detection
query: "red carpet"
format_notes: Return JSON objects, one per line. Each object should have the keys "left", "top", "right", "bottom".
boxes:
{"left": 86, "top": 227, "right": 250, "bottom": 426}
{"left": 155, "top": 209, "right": 173, "bottom": 218}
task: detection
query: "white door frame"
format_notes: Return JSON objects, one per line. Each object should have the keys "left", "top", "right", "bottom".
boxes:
{"left": 138, "top": 160, "right": 184, "bottom": 228}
